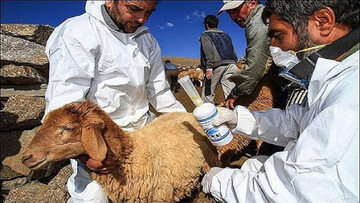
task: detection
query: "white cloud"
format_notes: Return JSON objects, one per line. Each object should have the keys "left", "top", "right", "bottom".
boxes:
{"left": 192, "top": 10, "right": 206, "bottom": 18}
{"left": 166, "top": 22, "right": 174, "bottom": 27}
{"left": 157, "top": 22, "right": 174, "bottom": 30}
{"left": 184, "top": 15, "right": 191, "bottom": 20}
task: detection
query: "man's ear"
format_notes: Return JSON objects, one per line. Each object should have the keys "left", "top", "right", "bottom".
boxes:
{"left": 309, "top": 7, "right": 336, "bottom": 37}
{"left": 104, "top": 0, "right": 115, "bottom": 9}
{"left": 81, "top": 116, "right": 107, "bottom": 161}
{"left": 205, "top": 23, "right": 209, "bottom": 30}
{"left": 248, "top": 0, "right": 258, "bottom": 9}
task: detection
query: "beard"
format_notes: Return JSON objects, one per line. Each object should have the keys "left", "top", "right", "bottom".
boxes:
{"left": 235, "top": 18, "right": 246, "bottom": 28}
{"left": 106, "top": 4, "right": 141, "bottom": 33}
{"left": 296, "top": 28, "right": 321, "bottom": 60}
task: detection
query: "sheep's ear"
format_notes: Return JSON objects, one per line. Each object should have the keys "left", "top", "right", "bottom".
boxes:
{"left": 81, "top": 116, "right": 107, "bottom": 161}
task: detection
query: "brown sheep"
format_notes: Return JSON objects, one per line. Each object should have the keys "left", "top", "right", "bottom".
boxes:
{"left": 178, "top": 68, "right": 204, "bottom": 87}
{"left": 22, "top": 101, "right": 221, "bottom": 202}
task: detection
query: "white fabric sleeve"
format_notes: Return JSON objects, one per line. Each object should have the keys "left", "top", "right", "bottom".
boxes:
{"left": 44, "top": 28, "right": 96, "bottom": 116}
{"left": 208, "top": 103, "right": 359, "bottom": 203}
{"left": 233, "top": 105, "right": 303, "bottom": 147}
{"left": 145, "top": 35, "right": 186, "bottom": 113}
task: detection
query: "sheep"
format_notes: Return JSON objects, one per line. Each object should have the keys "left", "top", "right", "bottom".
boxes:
{"left": 21, "top": 101, "right": 222, "bottom": 202}
{"left": 178, "top": 68, "right": 204, "bottom": 87}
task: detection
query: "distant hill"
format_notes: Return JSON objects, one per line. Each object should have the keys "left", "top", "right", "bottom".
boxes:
{"left": 162, "top": 56, "right": 199, "bottom": 68}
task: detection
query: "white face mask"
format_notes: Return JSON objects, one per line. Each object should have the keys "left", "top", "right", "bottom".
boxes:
{"left": 269, "top": 45, "right": 328, "bottom": 88}
{"left": 269, "top": 46, "right": 306, "bottom": 87}
{"left": 269, "top": 46, "right": 300, "bottom": 69}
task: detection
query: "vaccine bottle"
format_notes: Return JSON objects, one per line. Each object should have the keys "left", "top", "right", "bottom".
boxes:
{"left": 178, "top": 76, "right": 233, "bottom": 146}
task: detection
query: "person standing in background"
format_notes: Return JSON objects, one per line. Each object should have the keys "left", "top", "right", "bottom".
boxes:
{"left": 200, "top": 15, "right": 238, "bottom": 104}
{"left": 218, "top": 0, "right": 270, "bottom": 109}
{"left": 164, "top": 59, "right": 180, "bottom": 93}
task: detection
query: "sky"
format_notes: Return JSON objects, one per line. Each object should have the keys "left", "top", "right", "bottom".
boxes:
{"left": 1, "top": 1, "right": 248, "bottom": 59}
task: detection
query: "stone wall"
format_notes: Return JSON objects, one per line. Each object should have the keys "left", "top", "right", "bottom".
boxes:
{"left": 1, "top": 24, "right": 70, "bottom": 202}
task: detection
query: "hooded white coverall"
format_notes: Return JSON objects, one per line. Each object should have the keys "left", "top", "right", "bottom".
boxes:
{"left": 204, "top": 50, "right": 359, "bottom": 202}
{"left": 44, "top": 1, "right": 186, "bottom": 202}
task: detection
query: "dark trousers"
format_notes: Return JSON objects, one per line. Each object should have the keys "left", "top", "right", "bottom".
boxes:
{"left": 165, "top": 70, "right": 179, "bottom": 92}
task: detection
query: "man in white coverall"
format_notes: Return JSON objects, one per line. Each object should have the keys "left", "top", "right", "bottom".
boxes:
{"left": 44, "top": 0, "right": 186, "bottom": 202}
{"left": 201, "top": 0, "right": 359, "bottom": 202}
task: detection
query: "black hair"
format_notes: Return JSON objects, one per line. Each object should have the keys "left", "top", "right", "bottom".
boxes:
{"left": 165, "top": 60, "right": 171, "bottom": 64}
{"left": 204, "top": 15, "right": 219, "bottom": 29}
{"left": 262, "top": 0, "right": 360, "bottom": 33}
{"left": 251, "top": 0, "right": 261, "bottom": 4}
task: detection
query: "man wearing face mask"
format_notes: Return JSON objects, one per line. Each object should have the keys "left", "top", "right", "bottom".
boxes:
{"left": 201, "top": 0, "right": 359, "bottom": 202}
{"left": 44, "top": 1, "right": 186, "bottom": 202}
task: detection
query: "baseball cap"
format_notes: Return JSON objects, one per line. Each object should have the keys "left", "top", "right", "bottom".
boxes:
{"left": 217, "top": 0, "right": 245, "bottom": 15}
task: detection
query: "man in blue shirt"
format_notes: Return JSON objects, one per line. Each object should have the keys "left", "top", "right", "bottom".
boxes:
{"left": 164, "top": 60, "right": 180, "bottom": 93}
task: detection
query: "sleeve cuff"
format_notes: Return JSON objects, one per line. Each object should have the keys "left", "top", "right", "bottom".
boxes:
{"left": 233, "top": 106, "right": 257, "bottom": 136}
{"left": 230, "top": 88, "right": 241, "bottom": 98}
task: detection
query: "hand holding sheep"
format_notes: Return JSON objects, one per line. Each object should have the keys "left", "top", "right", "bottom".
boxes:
{"left": 78, "top": 154, "right": 118, "bottom": 175}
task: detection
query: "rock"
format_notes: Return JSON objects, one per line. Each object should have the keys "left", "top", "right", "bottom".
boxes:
{"left": 4, "top": 181, "right": 48, "bottom": 203}
{"left": 5, "top": 165, "right": 72, "bottom": 203}
{"left": 1, "top": 176, "right": 28, "bottom": 192}
{"left": 0, "top": 165, "right": 24, "bottom": 181}
{"left": 1, "top": 128, "right": 38, "bottom": 177}
{"left": 0, "top": 95, "right": 45, "bottom": 132}
{"left": 1, "top": 101, "right": 5, "bottom": 110}
{"left": 0, "top": 33, "right": 48, "bottom": 65}
{"left": 43, "top": 164, "right": 72, "bottom": 202}
{"left": 0, "top": 84, "right": 47, "bottom": 99}
{"left": 1, "top": 34, "right": 49, "bottom": 78}
{"left": 1, "top": 127, "right": 68, "bottom": 180}
{"left": 1, "top": 64, "right": 47, "bottom": 85}
{"left": 0, "top": 24, "right": 54, "bottom": 46}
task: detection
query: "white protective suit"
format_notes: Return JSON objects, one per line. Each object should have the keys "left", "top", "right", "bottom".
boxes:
{"left": 44, "top": 1, "right": 186, "bottom": 202}
{"left": 205, "top": 50, "right": 359, "bottom": 202}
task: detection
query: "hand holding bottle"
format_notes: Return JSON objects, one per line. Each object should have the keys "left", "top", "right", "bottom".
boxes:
{"left": 212, "top": 107, "right": 238, "bottom": 130}
{"left": 178, "top": 76, "right": 234, "bottom": 147}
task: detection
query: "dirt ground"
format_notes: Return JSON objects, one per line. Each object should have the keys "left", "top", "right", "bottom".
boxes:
{"left": 162, "top": 57, "right": 200, "bottom": 68}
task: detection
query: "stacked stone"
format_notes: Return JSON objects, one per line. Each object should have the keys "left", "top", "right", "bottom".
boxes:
{"left": 1, "top": 24, "right": 70, "bottom": 203}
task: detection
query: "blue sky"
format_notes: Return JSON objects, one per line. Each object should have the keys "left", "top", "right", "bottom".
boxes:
{"left": 1, "top": 1, "right": 248, "bottom": 59}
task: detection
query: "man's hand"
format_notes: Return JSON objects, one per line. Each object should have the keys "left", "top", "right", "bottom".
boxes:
{"left": 223, "top": 96, "right": 237, "bottom": 110}
{"left": 78, "top": 154, "right": 118, "bottom": 175}
{"left": 201, "top": 167, "right": 223, "bottom": 193}
{"left": 214, "top": 107, "right": 238, "bottom": 130}
{"left": 206, "top": 69, "right": 213, "bottom": 80}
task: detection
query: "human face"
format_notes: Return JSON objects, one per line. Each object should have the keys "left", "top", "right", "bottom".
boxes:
{"left": 268, "top": 14, "right": 319, "bottom": 59}
{"left": 267, "top": 14, "right": 299, "bottom": 51}
{"left": 226, "top": 1, "right": 257, "bottom": 28}
{"left": 105, "top": 1, "right": 157, "bottom": 33}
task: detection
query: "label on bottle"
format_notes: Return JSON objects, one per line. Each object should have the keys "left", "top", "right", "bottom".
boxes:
{"left": 205, "top": 126, "right": 233, "bottom": 146}
{"left": 193, "top": 103, "right": 233, "bottom": 146}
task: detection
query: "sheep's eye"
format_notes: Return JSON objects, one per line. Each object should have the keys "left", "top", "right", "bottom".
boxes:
{"left": 60, "top": 126, "right": 75, "bottom": 134}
